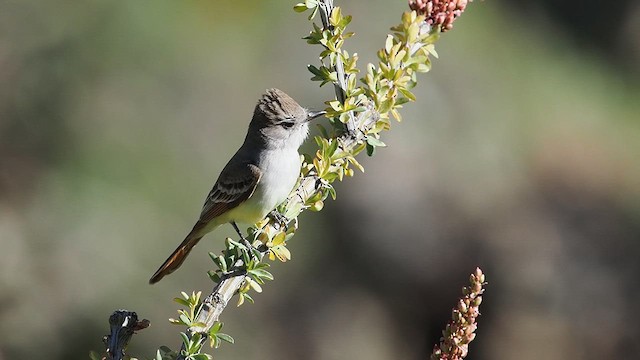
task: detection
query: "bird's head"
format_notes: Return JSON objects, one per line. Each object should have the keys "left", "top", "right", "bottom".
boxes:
{"left": 250, "top": 88, "right": 325, "bottom": 149}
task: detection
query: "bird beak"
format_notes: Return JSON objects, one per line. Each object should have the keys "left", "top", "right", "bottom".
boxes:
{"left": 306, "top": 110, "right": 326, "bottom": 122}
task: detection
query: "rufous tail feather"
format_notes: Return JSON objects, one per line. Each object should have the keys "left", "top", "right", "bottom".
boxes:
{"left": 149, "top": 231, "right": 203, "bottom": 284}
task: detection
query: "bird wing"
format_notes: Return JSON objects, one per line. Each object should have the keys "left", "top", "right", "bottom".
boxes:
{"left": 148, "top": 163, "right": 261, "bottom": 284}
{"left": 198, "top": 162, "right": 262, "bottom": 223}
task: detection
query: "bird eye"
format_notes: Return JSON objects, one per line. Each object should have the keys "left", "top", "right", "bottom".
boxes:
{"left": 280, "top": 121, "right": 295, "bottom": 129}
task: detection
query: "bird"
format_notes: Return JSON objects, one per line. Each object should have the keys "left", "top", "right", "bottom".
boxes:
{"left": 149, "top": 88, "right": 325, "bottom": 284}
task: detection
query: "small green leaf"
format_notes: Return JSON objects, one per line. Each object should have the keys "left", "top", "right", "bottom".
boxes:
{"left": 242, "top": 292, "right": 254, "bottom": 304}
{"left": 272, "top": 231, "right": 286, "bottom": 247}
{"left": 349, "top": 157, "right": 365, "bottom": 172}
{"left": 385, "top": 35, "right": 394, "bottom": 54}
{"left": 293, "top": 3, "right": 308, "bottom": 12}
{"left": 211, "top": 321, "right": 223, "bottom": 333}
{"left": 208, "top": 271, "right": 221, "bottom": 283}
{"left": 366, "top": 137, "right": 386, "bottom": 147}
{"left": 366, "top": 143, "right": 376, "bottom": 156}
{"left": 323, "top": 172, "right": 340, "bottom": 182}
{"left": 174, "top": 297, "right": 190, "bottom": 307}
{"left": 391, "top": 108, "right": 402, "bottom": 121}
{"left": 415, "top": 63, "right": 431, "bottom": 73}
{"left": 248, "top": 279, "right": 263, "bottom": 293}
{"left": 179, "top": 314, "right": 191, "bottom": 326}
{"left": 249, "top": 268, "right": 274, "bottom": 281}
{"left": 180, "top": 332, "right": 190, "bottom": 347}
{"left": 307, "top": 64, "right": 323, "bottom": 76}
{"left": 328, "top": 185, "right": 337, "bottom": 200}
{"left": 398, "top": 87, "right": 416, "bottom": 101}
{"left": 217, "top": 333, "right": 235, "bottom": 344}
{"left": 192, "top": 354, "right": 211, "bottom": 360}
{"left": 327, "top": 139, "right": 339, "bottom": 157}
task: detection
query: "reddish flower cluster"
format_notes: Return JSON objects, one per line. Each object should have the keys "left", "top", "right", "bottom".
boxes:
{"left": 431, "top": 268, "right": 485, "bottom": 360}
{"left": 408, "top": 0, "right": 472, "bottom": 32}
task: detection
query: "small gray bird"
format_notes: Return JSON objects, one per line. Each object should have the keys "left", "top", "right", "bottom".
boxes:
{"left": 149, "top": 89, "right": 325, "bottom": 284}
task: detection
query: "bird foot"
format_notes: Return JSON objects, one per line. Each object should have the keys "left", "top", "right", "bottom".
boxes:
{"left": 268, "top": 210, "right": 290, "bottom": 231}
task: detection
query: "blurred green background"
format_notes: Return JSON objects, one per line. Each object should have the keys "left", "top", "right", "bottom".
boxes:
{"left": 1, "top": 0, "right": 639, "bottom": 359}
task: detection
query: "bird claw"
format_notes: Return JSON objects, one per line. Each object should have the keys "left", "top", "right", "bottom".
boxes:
{"left": 268, "top": 210, "right": 290, "bottom": 231}
{"left": 231, "top": 221, "right": 260, "bottom": 261}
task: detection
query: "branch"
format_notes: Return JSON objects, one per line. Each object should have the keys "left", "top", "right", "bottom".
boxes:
{"left": 92, "top": 310, "right": 150, "bottom": 360}
{"left": 317, "top": 0, "right": 357, "bottom": 134}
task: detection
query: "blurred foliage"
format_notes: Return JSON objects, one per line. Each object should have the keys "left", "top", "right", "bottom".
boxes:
{"left": 0, "top": 1, "right": 639, "bottom": 360}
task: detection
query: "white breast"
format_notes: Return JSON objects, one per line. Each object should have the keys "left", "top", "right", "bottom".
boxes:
{"left": 223, "top": 148, "right": 300, "bottom": 226}
{"left": 254, "top": 148, "right": 301, "bottom": 212}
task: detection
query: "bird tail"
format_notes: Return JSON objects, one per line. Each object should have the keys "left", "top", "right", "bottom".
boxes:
{"left": 149, "top": 227, "right": 204, "bottom": 284}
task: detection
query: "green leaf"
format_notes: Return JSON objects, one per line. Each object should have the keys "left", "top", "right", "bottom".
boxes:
{"left": 323, "top": 172, "right": 340, "bottom": 182}
{"left": 272, "top": 231, "right": 286, "bottom": 247}
{"left": 211, "top": 321, "right": 223, "bottom": 333}
{"left": 249, "top": 268, "right": 274, "bottom": 281}
{"left": 180, "top": 332, "right": 190, "bottom": 347}
{"left": 385, "top": 35, "right": 394, "bottom": 54}
{"left": 328, "top": 185, "right": 337, "bottom": 200}
{"left": 349, "top": 157, "right": 365, "bottom": 172}
{"left": 174, "top": 297, "right": 190, "bottom": 307}
{"left": 242, "top": 292, "right": 255, "bottom": 304}
{"left": 217, "top": 333, "right": 235, "bottom": 344}
{"left": 366, "top": 137, "right": 386, "bottom": 147}
{"left": 327, "top": 139, "right": 339, "bottom": 157}
{"left": 378, "top": 98, "right": 393, "bottom": 114}
{"left": 248, "top": 279, "right": 263, "bottom": 293}
{"left": 391, "top": 108, "right": 402, "bottom": 121}
{"left": 293, "top": 3, "right": 308, "bottom": 12}
{"left": 352, "top": 142, "right": 366, "bottom": 156}
{"left": 179, "top": 314, "right": 191, "bottom": 326}
{"left": 307, "top": 64, "right": 323, "bottom": 76}
{"left": 398, "top": 87, "right": 416, "bottom": 101}
{"left": 208, "top": 271, "right": 221, "bottom": 283}
{"left": 366, "top": 143, "right": 375, "bottom": 156}
{"left": 191, "top": 355, "right": 211, "bottom": 360}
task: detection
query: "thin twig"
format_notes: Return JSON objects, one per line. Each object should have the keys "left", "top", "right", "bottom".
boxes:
{"left": 318, "top": 0, "right": 357, "bottom": 134}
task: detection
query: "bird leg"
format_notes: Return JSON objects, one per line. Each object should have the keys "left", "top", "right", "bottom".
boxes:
{"left": 231, "top": 221, "right": 259, "bottom": 259}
